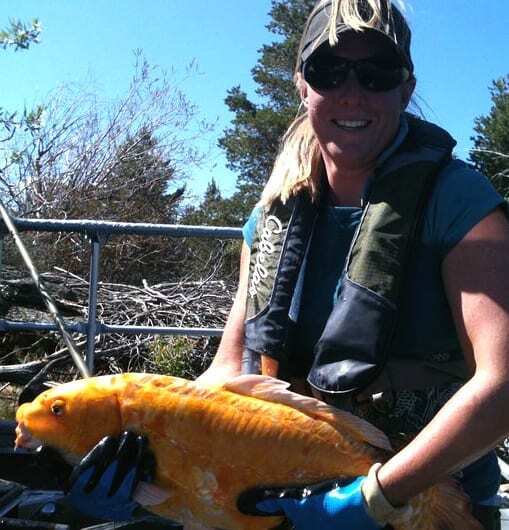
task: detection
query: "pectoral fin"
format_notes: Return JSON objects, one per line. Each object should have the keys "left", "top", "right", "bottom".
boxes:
{"left": 182, "top": 523, "right": 216, "bottom": 530}
{"left": 133, "top": 480, "right": 171, "bottom": 506}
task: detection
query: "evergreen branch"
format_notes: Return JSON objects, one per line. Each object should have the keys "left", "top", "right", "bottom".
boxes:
{"left": 0, "top": 19, "right": 41, "bottom": 51}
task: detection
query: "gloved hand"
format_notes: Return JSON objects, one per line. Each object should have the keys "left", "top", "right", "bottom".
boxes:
{"left": 66, "top": 431, "right": 155, "bottom": 521}
{"left": 239, "top": 476, "right": 382, "bottom": 530}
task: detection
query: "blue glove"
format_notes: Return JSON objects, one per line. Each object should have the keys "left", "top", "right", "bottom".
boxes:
{"left": 66, "top": 431, "right": 154, "bottom": 521}
{"left": 239, "top": 476, "right": 382, "bottom": 530}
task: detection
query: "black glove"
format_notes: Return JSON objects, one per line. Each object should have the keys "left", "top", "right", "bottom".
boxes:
{"left": 2, "top": 445, "right": 72, "bottom": 490}
{"left": 66, "top": 431, "right": 155, "bottom": 521}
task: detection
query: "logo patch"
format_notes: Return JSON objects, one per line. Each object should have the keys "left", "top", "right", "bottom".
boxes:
{"left": 249, "top": 215, "right": 283, "bottom": 298}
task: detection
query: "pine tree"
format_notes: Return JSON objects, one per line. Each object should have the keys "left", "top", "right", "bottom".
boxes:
{"left": 219, "top": 0, "right": 316, "bottom": 217}
{"left": 181, "top": 179, "right": 240, "bottom": 227}
{"left": 470, "top": 75, "right": 509, "bottom": 198}
{"left": 87, "top": 128, "right": 183, "bottom": 224}
{"left": 180, "top": 179, "right": 243, "bottom": 280}
{"left": 90, "top": 130, "right": 186, "bottom": 283}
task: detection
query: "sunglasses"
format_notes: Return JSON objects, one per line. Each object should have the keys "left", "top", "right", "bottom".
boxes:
{"left": 302, "top": 55, "right": 410, "bottom": 92}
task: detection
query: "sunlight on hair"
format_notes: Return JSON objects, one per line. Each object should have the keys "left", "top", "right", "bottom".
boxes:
{"left": 259, "top": 115, "right": 323, "bottom": 207}
{"left": 327, "top": 0, "right": 408, "bottom": 46}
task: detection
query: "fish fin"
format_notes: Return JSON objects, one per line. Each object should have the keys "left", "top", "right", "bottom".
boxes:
{"left": 133, "top": 481, "right": 171, "bottom": 506}
{"left": 224, "top": 375, "right": 392, "bottom": 452}
{"left": 182, "top": 524, "right": 214, "bottom": 530}
{"left": 407, "top": 480, "right": 483, "bottom": 530}
{"left": 182, "top": 517, "right": 216, "bottom": 530}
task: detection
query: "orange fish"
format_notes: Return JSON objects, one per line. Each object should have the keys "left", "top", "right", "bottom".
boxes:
{"left": 15, "top": 373, "right": 482, "bottom": 530}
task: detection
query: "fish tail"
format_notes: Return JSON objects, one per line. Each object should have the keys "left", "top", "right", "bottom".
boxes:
{"left": 399, "top": 480, "right": 484, "bottom": 530}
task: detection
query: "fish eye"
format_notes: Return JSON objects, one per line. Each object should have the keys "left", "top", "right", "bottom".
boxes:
{"left": 50, "top": 400, "right": 65, "bottom": 416}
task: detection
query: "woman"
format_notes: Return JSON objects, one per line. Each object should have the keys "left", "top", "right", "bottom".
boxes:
{"left": 65, "top": 1, "right": 509, "bottom": 529}
{"left": 198, "top": 0, "right": 509, "bottom": 528}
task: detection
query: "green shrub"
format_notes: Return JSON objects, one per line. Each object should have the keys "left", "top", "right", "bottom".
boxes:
{"left": 148, "top": 336, "right": 211, "bottom": 379}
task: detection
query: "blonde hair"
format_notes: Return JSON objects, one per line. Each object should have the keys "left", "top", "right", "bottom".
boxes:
{"left": 259, "top": 0, "right": 408, "bottom": 207}
{"left": 259, "top": 112, "right": 324, "bottom": 206}
{"left": 331, "top": 0, "right": 388, "bottom": 38}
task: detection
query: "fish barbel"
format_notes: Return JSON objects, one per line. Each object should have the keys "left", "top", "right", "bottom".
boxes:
{"left": 15, "top": 373, "right": 482, "bottom": 530}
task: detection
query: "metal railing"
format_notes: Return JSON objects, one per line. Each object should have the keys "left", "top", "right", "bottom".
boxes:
{"left": 0, "top": 217, "right": 243, "bottom": 374}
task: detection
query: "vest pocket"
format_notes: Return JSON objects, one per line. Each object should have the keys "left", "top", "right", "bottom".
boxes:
{"left": 308, "top": 277, "right": 396, "bottom": 395}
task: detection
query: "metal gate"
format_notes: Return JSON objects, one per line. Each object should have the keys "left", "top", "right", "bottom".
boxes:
{"left": 0, "top": 216, "right": 242, "bottom": 373}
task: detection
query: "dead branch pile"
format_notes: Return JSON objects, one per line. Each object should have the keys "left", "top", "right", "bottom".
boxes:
{"left": 0, "top": 266, "right": 236, "bottom": 387}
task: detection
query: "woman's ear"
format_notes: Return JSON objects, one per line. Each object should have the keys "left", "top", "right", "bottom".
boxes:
{"left": 401, "top": 77, "right": 416, "bottom": 110}
{"left": 297, "top": 72, "right": 308, "bottom": 107}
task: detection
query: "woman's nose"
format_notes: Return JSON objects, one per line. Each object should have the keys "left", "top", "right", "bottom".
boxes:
{"left": 334, "top": 69, "right": 365, "bottom": 102}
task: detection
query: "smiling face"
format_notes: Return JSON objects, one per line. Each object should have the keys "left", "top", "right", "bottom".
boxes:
{"left": 299, "top": 30, "right": 415, "bottom": 177}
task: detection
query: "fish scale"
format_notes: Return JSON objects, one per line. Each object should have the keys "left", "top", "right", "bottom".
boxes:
{"left": 15, "top": 373, "right": 482, "bottom": 530}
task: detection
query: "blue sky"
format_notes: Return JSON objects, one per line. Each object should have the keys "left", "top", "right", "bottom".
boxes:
{"left": 1, "top": 1, "right": 508, "bottom": 201}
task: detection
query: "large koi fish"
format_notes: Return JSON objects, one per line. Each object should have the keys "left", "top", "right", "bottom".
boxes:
{"left": 15, "top": 373, "right": 481, "bottom": 530}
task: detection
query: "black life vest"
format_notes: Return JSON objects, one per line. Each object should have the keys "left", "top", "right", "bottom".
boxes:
{"left": 243, "top": 115, "right": 469, "bottom": 398}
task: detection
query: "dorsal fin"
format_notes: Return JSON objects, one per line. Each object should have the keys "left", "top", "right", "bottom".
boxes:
{"left": 224, "top": 375, "right": 392, "bottom": 452}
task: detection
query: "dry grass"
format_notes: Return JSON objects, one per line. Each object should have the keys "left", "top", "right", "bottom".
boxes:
{"left": 0, "top": 384, "right": 18, "bottom": 421}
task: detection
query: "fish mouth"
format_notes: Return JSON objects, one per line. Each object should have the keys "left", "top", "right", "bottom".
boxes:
{"left": 15, "top": 422, "right": 80, "bottom": 466}
{"left": 15, "top": 422, "right": 43, "bottom": 450}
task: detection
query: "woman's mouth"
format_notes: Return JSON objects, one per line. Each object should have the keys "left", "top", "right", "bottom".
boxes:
{"left": 332, "top": 119, "right": 371, "bottom": 130}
